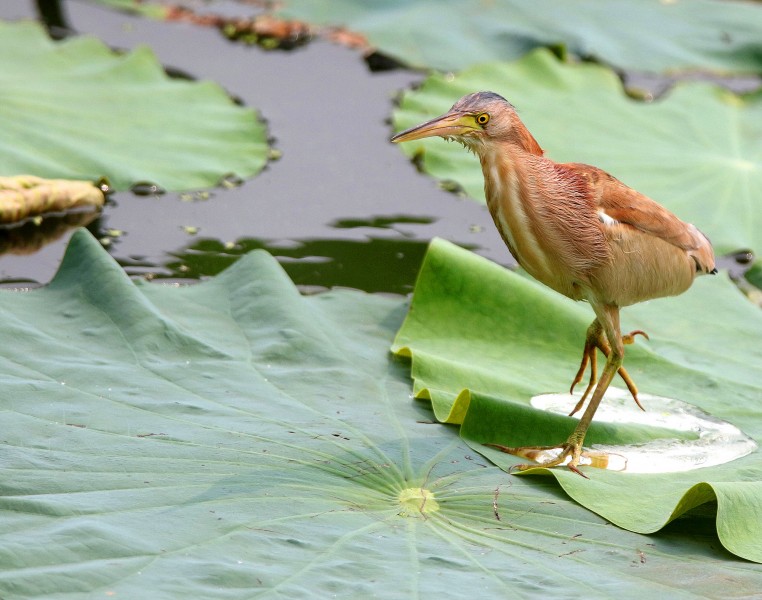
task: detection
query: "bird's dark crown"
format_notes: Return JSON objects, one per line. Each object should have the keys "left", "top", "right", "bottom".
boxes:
{"left": 451, "top": 91, "right": 513, "bottom": 112}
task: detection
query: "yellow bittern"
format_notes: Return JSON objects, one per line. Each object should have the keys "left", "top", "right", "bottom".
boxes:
{"left": 392, "top": 91, "right": 716, "bottom": 476}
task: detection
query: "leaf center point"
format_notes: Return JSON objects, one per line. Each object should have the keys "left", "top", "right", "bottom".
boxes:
{"left": 397, "top": 487, "right": 439, "bottom": 517}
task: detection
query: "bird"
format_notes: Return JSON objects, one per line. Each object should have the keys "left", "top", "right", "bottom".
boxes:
{"left": 391, "top": 91, "right": 716, "bottom": 477}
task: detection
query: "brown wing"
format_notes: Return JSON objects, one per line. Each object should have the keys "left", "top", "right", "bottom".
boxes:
{"left": 566, "top": 163, "right": 716, "bottom": 275}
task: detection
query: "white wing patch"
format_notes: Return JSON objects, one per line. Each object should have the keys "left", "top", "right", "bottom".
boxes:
{"left": 598, "top": 210, "right": 618, "bottom": 227}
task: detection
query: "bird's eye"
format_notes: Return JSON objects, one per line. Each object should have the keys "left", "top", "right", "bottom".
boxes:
{"left": 476, "top": 113, "right": 490, "bottom": 126}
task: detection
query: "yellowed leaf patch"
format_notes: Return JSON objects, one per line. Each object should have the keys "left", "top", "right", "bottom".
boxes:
{"left": 0, "top": 175, "right": 104, "bottom": 224}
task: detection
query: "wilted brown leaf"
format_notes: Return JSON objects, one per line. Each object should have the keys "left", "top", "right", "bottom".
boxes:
{"left": 0, "top": 176, "right": 104, "bottom": 224}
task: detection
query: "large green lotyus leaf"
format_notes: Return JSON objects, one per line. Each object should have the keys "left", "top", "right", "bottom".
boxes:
{"left": 392, "top": 49, "right": 762, "bottom": 255}
{"left": 277, "top": 0, "right": 762, "bottom": 74}
{"left": 2, "top": 229, "right": 761, "bottom": 597}
{"left": 393, "top": 237, "right": 762, "bottom": 564}
{"left": 0, "top": 21, "right": 268, "bottom": 191}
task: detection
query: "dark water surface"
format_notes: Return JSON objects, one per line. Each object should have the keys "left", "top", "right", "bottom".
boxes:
{"left": 0, "top": 0, "right": 509, "bottom": 293}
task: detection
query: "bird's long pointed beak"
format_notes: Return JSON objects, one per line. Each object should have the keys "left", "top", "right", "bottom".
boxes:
{"left": 391, "top": 112, "right": 476, "bottom": 143}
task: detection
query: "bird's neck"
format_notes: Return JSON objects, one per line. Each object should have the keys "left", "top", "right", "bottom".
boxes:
{"left": 509, "top": 121, "right": 544, "bottom": 156}
{"left": 478, "top": 143, "right": 552, "bottom": 281}
{"left": 478, "top": 144, "right": 609, "bottom": 300}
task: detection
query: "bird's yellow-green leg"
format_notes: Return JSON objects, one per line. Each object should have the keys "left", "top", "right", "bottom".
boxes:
{"left": 491, "top": 305, "right": 626, "bottom": 477}
{"left": 569, "top": 319, "right": 648, "bottom": 416}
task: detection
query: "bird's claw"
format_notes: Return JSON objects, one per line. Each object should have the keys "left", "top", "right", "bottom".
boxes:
{"left": 565, "top": 462, "right": 589, "bottom": 479}
{"left": 622, "top": 329, "right": 649, "bottom": 345}
{"left": 486, "top": 442, "right": 592, "bottom": 478}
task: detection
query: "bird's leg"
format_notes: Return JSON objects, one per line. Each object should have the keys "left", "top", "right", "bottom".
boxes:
{"left": 569, "top": 319, "right": 648, "bottom": 415}
{"left": 491, "top": 304, "right": 626, "bottom": 477}
{"left": 568, "top": 319, "right": 603, "bottom": 416}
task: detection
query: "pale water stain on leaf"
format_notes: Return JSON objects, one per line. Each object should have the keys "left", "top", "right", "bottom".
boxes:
{"left": 2, "top": 229, "right": 761, "bottom": 596}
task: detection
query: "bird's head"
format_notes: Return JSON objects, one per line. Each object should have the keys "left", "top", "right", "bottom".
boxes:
{"left": 391, "top": 91, "right": 542, "bottom": 155}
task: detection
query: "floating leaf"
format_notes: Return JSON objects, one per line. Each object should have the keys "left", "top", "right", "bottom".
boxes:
{"left": 392, "top": 237, "right": 762, "bottom": 563}
{"left": 0, "top": 175, "right": 104, "bottom": 224}
{"left": 0, "top": 21, "right": 268, "bottom": 191}
{"left": 393, "top": 49, "right": 762, "bottom": 254}
{"left": 2, "top": 230, "right": 762, "bottom": 596}
{"left": 277, "top": 0, "right": 762, "bottom": 73}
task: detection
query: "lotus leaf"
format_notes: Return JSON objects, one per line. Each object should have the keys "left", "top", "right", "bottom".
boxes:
{"left": 0, "top": 21, "right": 268, "bottom": 191}
{"left": 0, "top": 175, "right": 104, "bottom": 223}
{"left": 277, "top": 0, "right": 762, "bottom": 73}
{"left": 1, "top": 229, "right": 761, "bottom": 598}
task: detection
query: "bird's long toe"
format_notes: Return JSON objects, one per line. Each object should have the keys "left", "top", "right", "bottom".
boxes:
{"left": 618, "top": 330, "right": 648, "bottom": 411}
{"left": 622, "top": 329, "right": 649, "bottom": 345}
{"left": 486, "top": 441, "right": 589, "bottom": 477}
